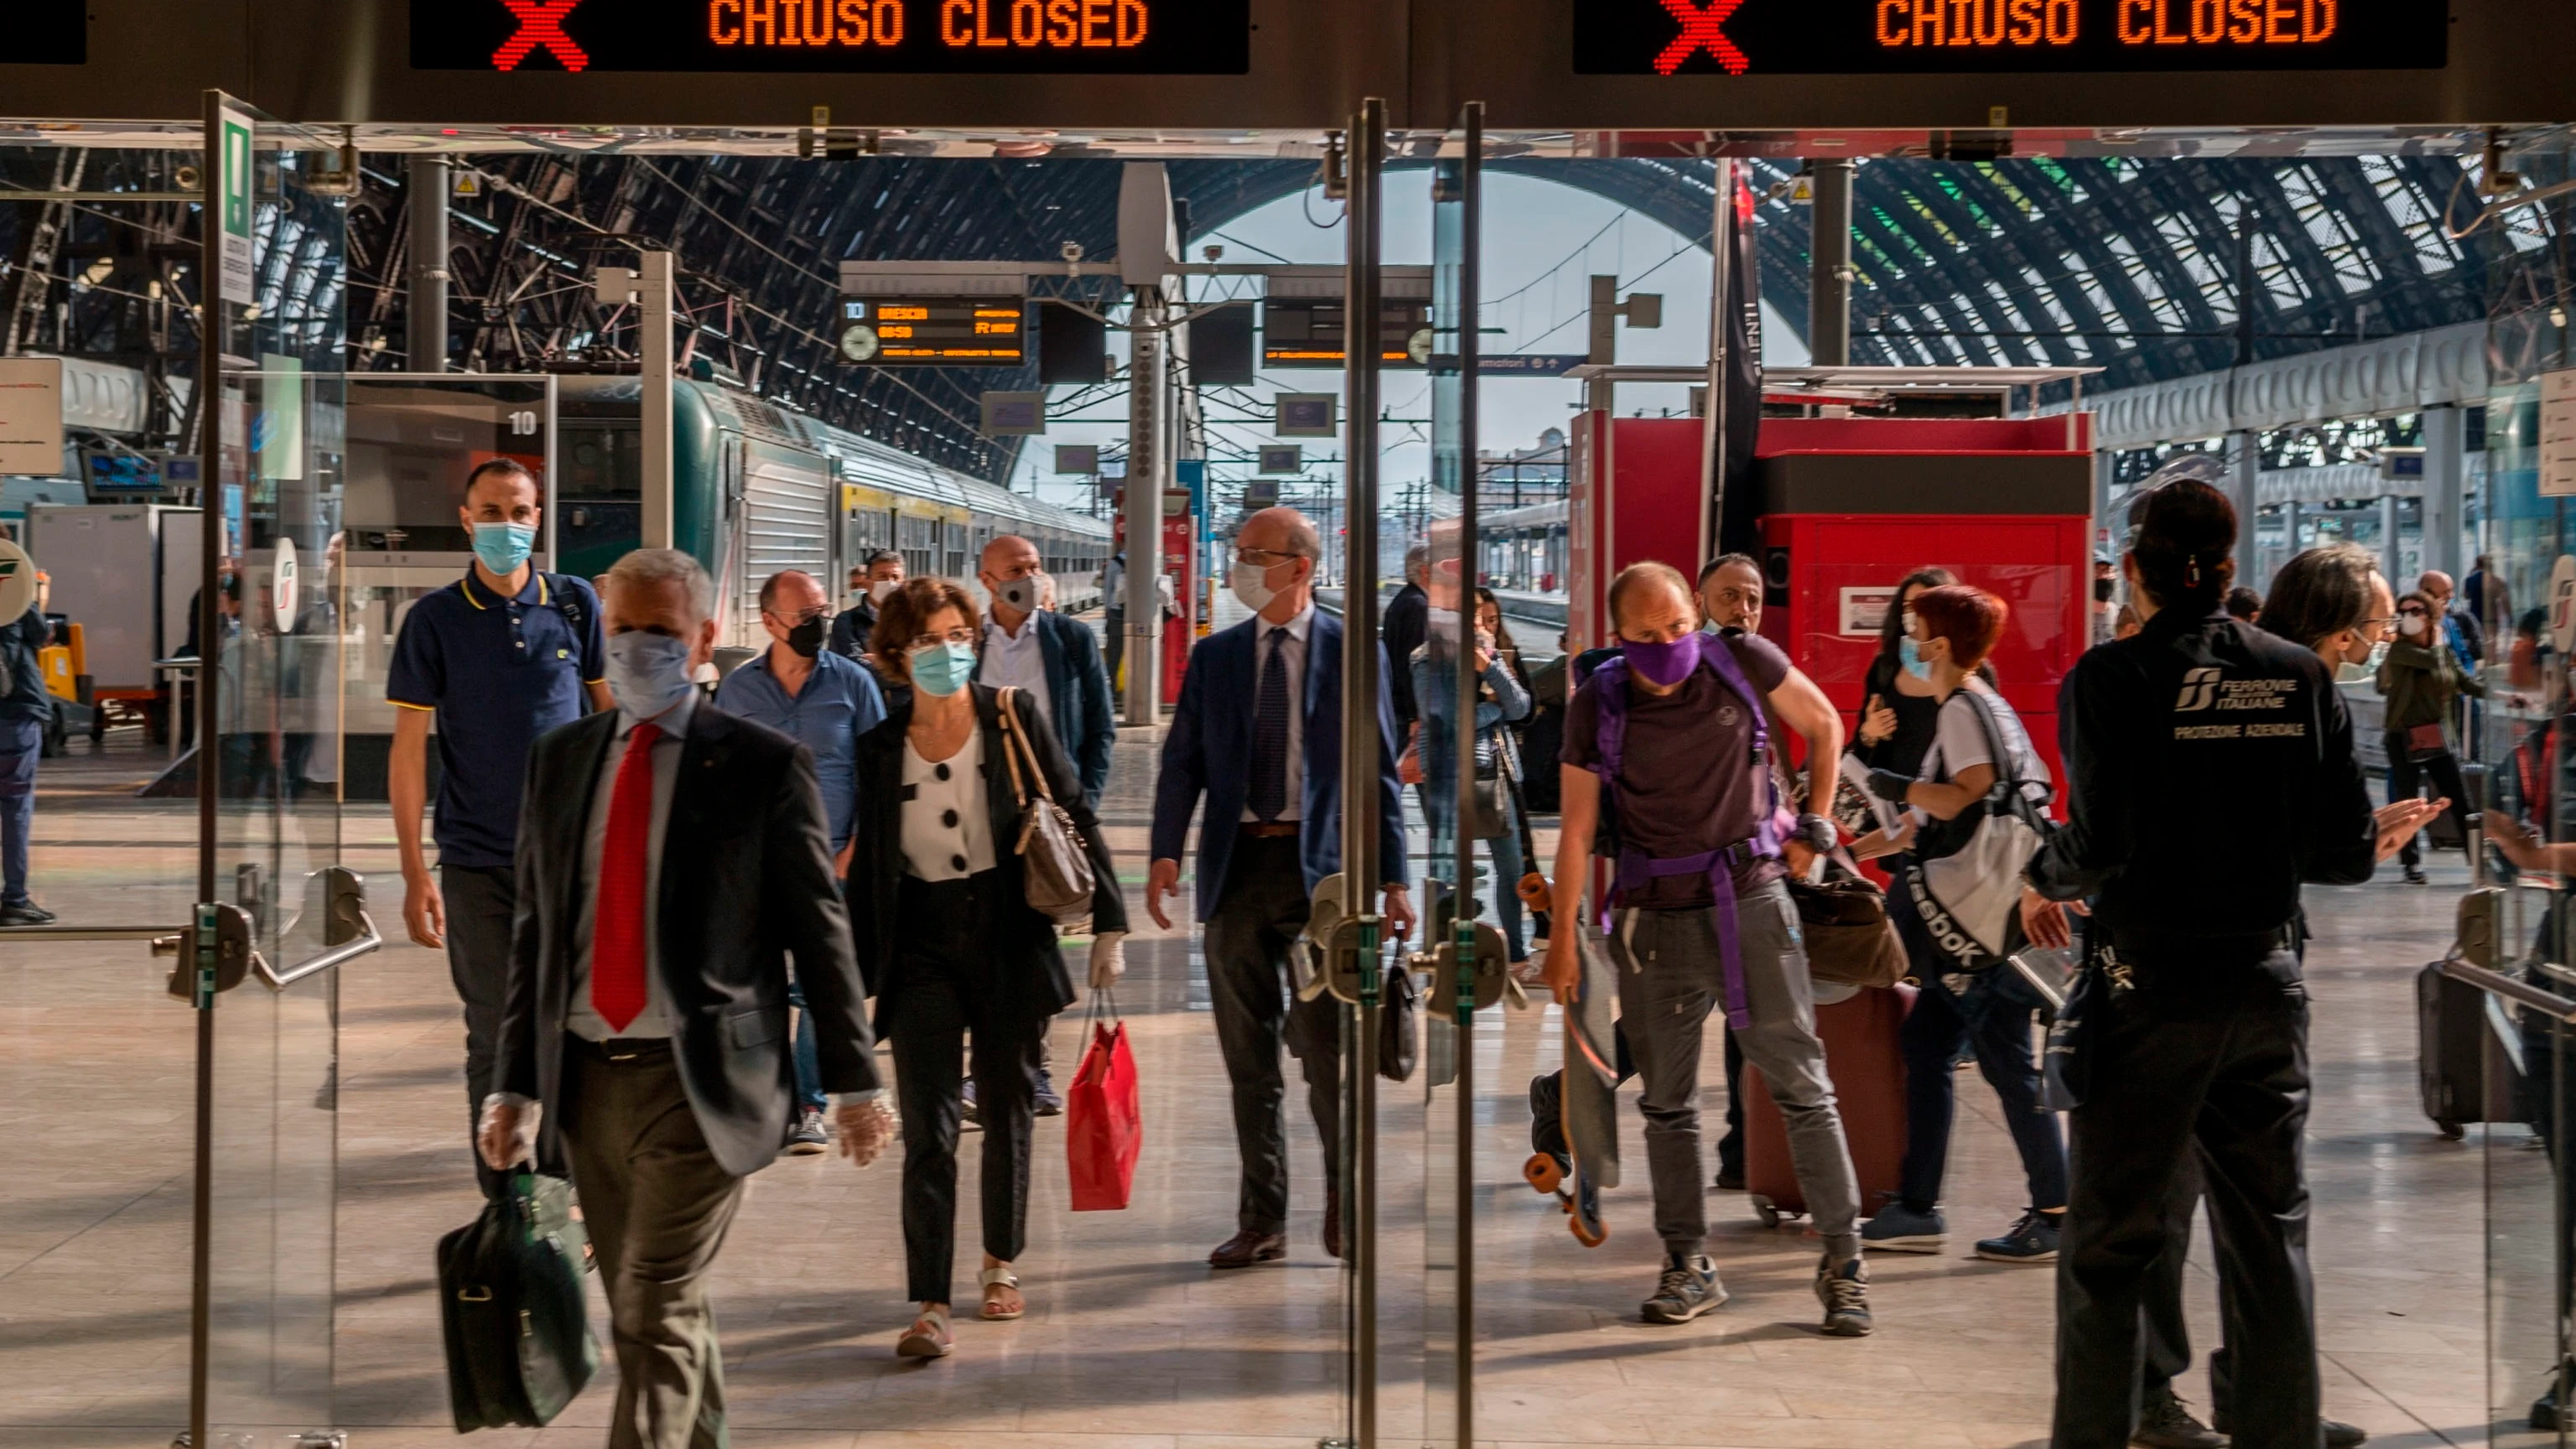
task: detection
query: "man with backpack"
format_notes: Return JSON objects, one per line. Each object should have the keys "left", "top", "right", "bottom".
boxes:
{"left": 1539, "top": 560, "right": 1872, "bottom": 1333}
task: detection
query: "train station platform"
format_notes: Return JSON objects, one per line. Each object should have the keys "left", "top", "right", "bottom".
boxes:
{"left": 0, "top": 730, "right": 2498, "bottom": 1449}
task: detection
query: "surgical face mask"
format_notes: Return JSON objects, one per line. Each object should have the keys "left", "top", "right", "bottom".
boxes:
{"left": 604, "top": 631, "right": 697, "bottom": 721}
{"left": 471, "top": 521, "right": 536, "bottom": 576}
{"left": 1231, "top": 559, "right": 1280, "bottom": 614}
{"left": 993, "top": 574, "right": 1040, "bottom": 615}
{"left": 783, "top": 615, "right": 825, "bottom": 658}
{"left": 868, "top": 578, "right": 899, "bottom": 605}
{"left": 908, "top": 641, "right": 976, "bottom": 697}
{"left": 2398, "top": 613, "right": 2427, "bottom": 637}
{"left": 1620, "top": 631, "right": 1702, "bottom": 688}
{"left": 1899, "top": 636, "right": 1935, "bottom": 681}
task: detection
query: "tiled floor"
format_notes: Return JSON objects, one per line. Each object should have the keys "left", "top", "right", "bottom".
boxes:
{"left": 0, "top": 730, "right": 2532, "bottom": 1449}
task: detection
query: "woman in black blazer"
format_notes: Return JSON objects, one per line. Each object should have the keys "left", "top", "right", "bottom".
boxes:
{"left": 847, "top": 577, "right": 1128, "bottom": 1361}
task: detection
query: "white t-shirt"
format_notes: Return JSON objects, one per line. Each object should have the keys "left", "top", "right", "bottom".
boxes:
{"left": 1919, "top": 683, "right": 2051, "bottom": 802}
{"left": 901, "top": 730, "right": 996, "bottom": 880}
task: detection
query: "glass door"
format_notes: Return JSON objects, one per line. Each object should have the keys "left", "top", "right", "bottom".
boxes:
{"left": 195, "top": 95, "right": 373, "bottom": 1449}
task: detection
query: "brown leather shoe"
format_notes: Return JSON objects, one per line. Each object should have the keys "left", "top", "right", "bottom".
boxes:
{"left": 1208, "top": 1229, "right": 1287, "bottom": 1269}
{"left": 1323, "top": 1189, "right": 1343, "bottom": 1260}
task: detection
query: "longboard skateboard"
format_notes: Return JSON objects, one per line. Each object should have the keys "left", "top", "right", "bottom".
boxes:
{"left": 1560, "top": 920, "right": 1623, "bottom": 1246}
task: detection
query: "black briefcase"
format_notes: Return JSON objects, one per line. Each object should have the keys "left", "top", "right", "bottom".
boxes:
{"left": 437, "top": 1171, "right": 598, "bottom": 1431}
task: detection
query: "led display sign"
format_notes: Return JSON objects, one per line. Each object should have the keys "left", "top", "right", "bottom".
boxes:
{"left": 413, "top": 0, "right": 1248, "bottom": 73}
{"left": 837, "top": 298, "right": 1028, "bottom": 366}
{"left": 1574, "top": 0, "right": 2443, "bottom": 74}
{"left": 1261, "top": 299, "right": 1435, "bottom": 370}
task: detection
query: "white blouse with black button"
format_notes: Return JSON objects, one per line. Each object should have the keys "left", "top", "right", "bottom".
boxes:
{"left": 899, "top": 730, "right": 997, "bottom": 881}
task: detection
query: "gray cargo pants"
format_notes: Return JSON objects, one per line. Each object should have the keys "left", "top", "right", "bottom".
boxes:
{"left": 1613, "top": 878, "right": 1863, "bottom": 1259}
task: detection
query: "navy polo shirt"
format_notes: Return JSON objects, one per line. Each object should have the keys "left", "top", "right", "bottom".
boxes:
{"left": 387, "top": 569, "right": 605, "bottom": 870}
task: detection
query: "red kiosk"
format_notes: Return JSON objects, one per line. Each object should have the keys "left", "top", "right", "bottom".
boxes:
{"left": 1564, "top": 366, "right": 2098, "bottom": 784}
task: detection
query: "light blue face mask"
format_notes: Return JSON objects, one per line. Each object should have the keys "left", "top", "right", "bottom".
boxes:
{"left": 604, "top": 631, "right": 696, "bottom": 721}
{"left": 909, "top": 641, "right": 977, "bottom": 697}
{"left": 472, "top": 521, "right": 537, "bottom": 576}
{"left": 1899, "top": 636, "right": 1934, "bottom": 681}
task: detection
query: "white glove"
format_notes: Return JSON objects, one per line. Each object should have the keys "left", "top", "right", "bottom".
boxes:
{"left": 476, "top": 1093, "right": 539, "bottom": 1171}
{"left": 1088, "top": 931, "right": 1128, "bottom": 991}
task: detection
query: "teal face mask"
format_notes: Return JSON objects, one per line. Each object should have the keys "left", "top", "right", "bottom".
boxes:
{"left": 908, "top": 641, "right": 977, "bottom": 697}
{"left": 472, "top": 521, "right": 537, "bottom": 575}
{"left": 1899, "top": 636, "right": 1934, "bottom": 681}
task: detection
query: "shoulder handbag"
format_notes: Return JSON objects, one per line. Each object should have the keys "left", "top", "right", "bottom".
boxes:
{"left": 995, "top": 687, "right": 1098, "bottom": 926}
{"left": 1908, "top": 689, "right": 2057, "bottom": 970}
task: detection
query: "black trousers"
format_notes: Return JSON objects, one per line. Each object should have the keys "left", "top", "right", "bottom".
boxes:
{"left": 2139, "top": 1151, "right": 2236, "bottom": 1408}
{"left": 2383, "top": 734, "right": 2472, "bottom": 869}
{"left": 442, "top": 863, "right": 518, "bottom": 1200}
{"left": 1202, "top": 833, "right": 1343, "bottom": 1236}
{"left": 886, "top": 875, "right": 1042, "bottom": 1306}
{"left": 2054, "top": 949, "right": 2315, "bottom": 1449}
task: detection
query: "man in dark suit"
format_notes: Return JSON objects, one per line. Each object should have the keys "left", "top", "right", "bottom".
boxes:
{"left": 1382, "top": 540, "right": 1431, "bottom": 740}
{"left": 480, "top": 548, "right": 892, "bottom": 1449}
{"left": 1146, "top": 506, "right": 1412, "bottom": 1270}
{"left": 828, "top": 548, "right": 905, "bottom": 662}
{"left": 972, "top": 533, "right": 1115, "bottom": 807}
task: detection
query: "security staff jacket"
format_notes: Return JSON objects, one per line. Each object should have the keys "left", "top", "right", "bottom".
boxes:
{"left": 2025, "top": 606, "right": 2376, "bottom": 955}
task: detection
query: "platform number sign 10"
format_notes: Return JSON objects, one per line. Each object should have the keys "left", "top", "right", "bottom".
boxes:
{"left": 508, "top": 410, "right": 541, "bottom": 436}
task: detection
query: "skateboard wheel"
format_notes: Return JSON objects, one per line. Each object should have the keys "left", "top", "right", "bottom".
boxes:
{"left": 1524, "top": 1153, "right": 1566, "bottom": 1195}
{"left": 1569, "top": 1213, "right": 1607, "bottom": 1248}
{"left": 1750, "top": 1195, "right": 1783, "bottom": 1229}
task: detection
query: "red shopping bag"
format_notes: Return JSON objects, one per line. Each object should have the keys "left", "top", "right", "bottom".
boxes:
{"left": 1067, "top": 1006, "right": 1141, "bottom": 1212}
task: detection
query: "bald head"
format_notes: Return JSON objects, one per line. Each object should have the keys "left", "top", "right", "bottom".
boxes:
{"left": 979, "top": 532, "right": 1044, "bottom": 626}
{"left": 1235, "top": 506, "right": 1320, "bottom": 624}
{"left": 2418, "top": 570, "right": 2454, "bottom": 603}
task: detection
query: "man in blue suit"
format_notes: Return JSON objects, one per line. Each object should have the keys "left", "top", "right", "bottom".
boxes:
{"left": 1148, "top": 506, "right": 1412, "bottom": 1270}
{"left": 972, "top": 534, "right": 1115, "bottom": 806}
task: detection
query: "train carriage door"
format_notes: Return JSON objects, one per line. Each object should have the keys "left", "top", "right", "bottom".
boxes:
{"left": 735, "top": 442, "right": 832, "bottom": 650}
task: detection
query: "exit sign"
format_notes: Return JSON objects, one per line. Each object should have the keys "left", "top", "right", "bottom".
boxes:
{"left": 1574, "top": 0, "right": 2444, "bottom": 75}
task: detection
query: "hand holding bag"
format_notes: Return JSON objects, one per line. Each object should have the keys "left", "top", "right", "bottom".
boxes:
{"left": 995, "top": 687, "right": 1098, "bottom": 925}
{"left": 1067, "top": 995, "right": 1142, "bottom": 1211}
{"left": 1790, "top": 858, "right": 1909, "bottom": 989}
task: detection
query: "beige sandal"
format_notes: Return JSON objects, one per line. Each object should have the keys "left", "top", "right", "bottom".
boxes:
{"left": 979, "top": 1265, "right": 1025, "bottom": 1321}
{"left": 895, "top": 1306, "right": 953, "bottom": 1358}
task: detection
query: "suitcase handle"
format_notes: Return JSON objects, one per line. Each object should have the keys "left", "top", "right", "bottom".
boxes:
{"left": 456, "top": 1285, "right": 493, "bottom": 1302}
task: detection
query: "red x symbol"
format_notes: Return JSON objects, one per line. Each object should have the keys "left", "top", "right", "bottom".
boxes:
{"left": 492, "top": 0, "right": 589, "bottom": 72}
{"left": 1654, "top": 0, "right": 1748, "bottom": 75}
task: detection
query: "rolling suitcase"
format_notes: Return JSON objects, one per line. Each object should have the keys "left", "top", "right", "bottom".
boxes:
{"left": 2418, "top": 886, "right": 2516, "bottom": 1140}
{"left": 1742, "top": 982, "right": 1914, "bottom": 1227}
{"left": 437, "top": 1171, "right": 598, "bottom": 1431}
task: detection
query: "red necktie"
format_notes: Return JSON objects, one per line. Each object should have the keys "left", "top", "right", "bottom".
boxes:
{"left": 589, "top": 720, "right": 661, "bottom": 1032}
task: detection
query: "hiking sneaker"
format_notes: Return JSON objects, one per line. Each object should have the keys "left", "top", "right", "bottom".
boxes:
{"left": 2131, "top": 1390, "right": 2224, "bottom": 1449}
{"left": 1859, "top": 1202, "right": 1947, "bottom": 1254}
{"left": 786, "top": 1106, "right": 828, "bottom": 1156}
{"left": 1975, "top": 1209, "right": 2061, "bottom": 1263}
{"left": 0, "top": 901, "right": 55, "bottom": 926}
{"left": 1640, "top": 1253, "right": 1728, "bottom": 1324}
{"left": 1034, "top": 1066, "right": 1065, "bottom": 1118}
{"left": 1814, "top": 1254, "right": 1871, "bottom": 1337}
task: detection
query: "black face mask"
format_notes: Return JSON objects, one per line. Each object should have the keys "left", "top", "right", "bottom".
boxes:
{"left": 2094, "top": 578, "right": 2116, "bottom": 603}
{"left": 787, "top": 617, "right": 826, "bottom": 657}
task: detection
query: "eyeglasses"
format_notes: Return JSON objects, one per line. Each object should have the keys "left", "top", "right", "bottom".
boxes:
{"left": 2398, "top": 607, "right": 2429, "bottom": 618}
{"left": 769, "top": 605, "right": 831, "bottom": 626}
{"left": 1236, "top": 548, "right": 1302, "bottom": 566}
{"left": 904, "top": 627, "right": 980, "bottom": 653}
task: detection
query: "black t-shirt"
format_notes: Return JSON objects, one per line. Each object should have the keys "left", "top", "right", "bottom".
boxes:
{"left": 1851, "top": 651, "right": 1943, "bottom": 777}
{"left": 1562, "top": 631, "right": 1792, "bottom": 907}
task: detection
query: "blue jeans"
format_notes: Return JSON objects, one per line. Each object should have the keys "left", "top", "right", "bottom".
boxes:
{"left": 1896, "top": 958, "right": 2068, "bottom": 1215}
{"left": 0, "top": 718, "right": 40, "bottom": 906}
{"left": 791, "top": 972, "right": 826, "bottom": 1112}
{"left": 1480, "top": 824, "right": 1527, "bottom": 961}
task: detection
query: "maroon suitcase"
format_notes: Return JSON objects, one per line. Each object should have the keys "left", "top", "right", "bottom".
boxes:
{"left": 1742, "top": 983, "right": 1915, "bottom": 1226}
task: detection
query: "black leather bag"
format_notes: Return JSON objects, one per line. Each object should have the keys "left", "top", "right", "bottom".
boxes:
{"left": 438, "top": 1172, "right": 598, "bottom": 1431}
{"left": 1379, "top": 963, "right": 1420, "bottom": 1083}
{"left": 1789, "top": 860, "right": 1908, "bottom": 989}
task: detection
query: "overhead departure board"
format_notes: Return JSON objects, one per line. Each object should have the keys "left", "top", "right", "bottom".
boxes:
{"left": 837, "top": 298, "right": 1028, "bottom": 366}
{"left": 1261, "top": 299, "right": 1436, "bottom": 370}
{"left": 1575, "top": 0, "right": 2444, "bottom": 74}
{"left": 413, "top": 0, "right": 1249, "bottom": 74}
{"left": 20, "top": 2, "right": 84, "bottom": 63}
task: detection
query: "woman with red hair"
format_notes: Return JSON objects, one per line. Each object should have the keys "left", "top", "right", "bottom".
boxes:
{"left": 1857, "top": 584, "right": 2068, "bottom": 1267}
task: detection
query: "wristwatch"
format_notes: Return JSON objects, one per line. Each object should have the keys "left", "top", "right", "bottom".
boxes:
{"left": 1790, "top": 813, "right": 1837, "bottom": 853}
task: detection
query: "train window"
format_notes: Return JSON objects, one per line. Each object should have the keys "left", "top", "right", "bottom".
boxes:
{"left": 562, "top": 423, "right": 641, "bottom": 500}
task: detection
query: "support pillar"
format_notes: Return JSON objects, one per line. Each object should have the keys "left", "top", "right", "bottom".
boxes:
{"left": 1808, "top": 158, "right": 1853, "bottom": 368}
{"left": 2380, "top": 494, "right": 2403, "bottom": 589}
{"left": 406, "top": 156, "right": 449, "bottom": 372}
{"left": 2422, "top": 403, "right": 2465, "bottom": 585}
{"left": 1122, "top": 288, "right": 1166, "bottom": 725}
{"left": 639, "top": 252, "right": 674, "bottom": 550}
{"left": 2231, "top": 431, "right": 2262, "bottom": 586}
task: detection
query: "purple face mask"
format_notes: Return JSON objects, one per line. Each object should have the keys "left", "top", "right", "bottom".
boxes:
{"left": 1620, "top": 631, "right": 1703, "bottom": 688}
